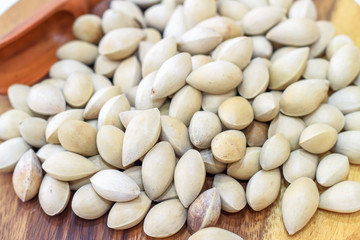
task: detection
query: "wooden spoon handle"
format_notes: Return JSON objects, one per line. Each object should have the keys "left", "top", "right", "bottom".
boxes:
{"left": 0, "top": 0, "right": 90, "bottom": 48}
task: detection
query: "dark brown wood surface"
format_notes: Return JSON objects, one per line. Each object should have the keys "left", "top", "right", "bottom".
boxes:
{"left": 1, "top": 0, "right": 360, "bottom": 239}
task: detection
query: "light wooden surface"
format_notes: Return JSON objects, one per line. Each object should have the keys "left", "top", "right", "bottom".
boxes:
{"left": 1, "top": 0, "right": 360, "bottom": 239}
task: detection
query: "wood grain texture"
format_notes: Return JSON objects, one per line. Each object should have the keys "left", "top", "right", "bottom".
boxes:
{"left": 1, "top": 0, "right": 360, "bottom": 239}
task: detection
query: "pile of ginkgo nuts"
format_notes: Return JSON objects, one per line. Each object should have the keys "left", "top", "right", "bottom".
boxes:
{"left": 1, "top": 0, "right": 360, "bottom": 239}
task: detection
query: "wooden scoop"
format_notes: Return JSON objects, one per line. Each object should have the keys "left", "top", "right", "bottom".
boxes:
{"left": 0, "top": 0, "right": 109, "bottom": 94}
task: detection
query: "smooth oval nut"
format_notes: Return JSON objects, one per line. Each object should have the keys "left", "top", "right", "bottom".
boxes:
{"left": 282, "top": 177, "right": 319, "bottom": 235}
{"left": 163, "top": 5, "right": 187, "bottom": 39}
{"left": 191, "top": 55, "right": 213, "bottom": 71}
{"left": 238, "top": 58, "right": 269, "bottom": 99}
{"left": 266, "top": 18, "right": 320, "bottom": 46}
{"left": 96, "top": 125, "right": 126, "bottom": 169}
{"left": 72, "top": 14, "right": 103, "bottom": 44}
{"left": 58, "top": 120, "right": 98, "bottom": 157}
{"left": 202, "top": 90, "right": 237, "bottom": 114}
{"left": 36, "top": 144, "right": 65, "bottom": 163}
{"left": 90, "top": 169, "right": 140, "bottom": 202}
{"left": 328, "top": 44, "right": 360, "bottom": 91}
{"left": 56, "top": 40, "right": 98, "bottom": 65}
{"left": 151, "top": 52, "right": 192, "bottom": 99}
{"left": 333, "top": 131, "right": 360, "bottom": 164}
{"left": 154, "top": 182, "right": 178, "bottom": 202}
{"left": 189, "top": 227, "right": 243, "bottom": 240}
{"left": 319, "top": 181, "right": 360, "bottom": 213}
{"left": 83, "top": 86, "right": 122, "bottom": 120}
{"left": 98, "top": 28, "right": 145, "bottom": 60}
{"left": 213, "top": 174, "right": 246, "bottom": 213}
{"left": 211, "top": 130, "right": 246, "bottom": 164}
{"left": 283, "top": 149, "right": 319, "bottom": 183}
{"left": 42, "top": 151, "right": 100, "bottom": 181}
{"left": 242, "top": 6, "right": 285, "bottom": 35}
{"left": 344, "top": 112, "right": 360, "bottom": 131}
{"left": 98, "top": 94, "right": 130, "bottom": 130}
{"left": 195, "top": 16, "right": 242, "bottom": 40}
{"left": 268, "top": 113, "right": 306, "bottom": 150}
{"left": 124, "top": 166, "right": 144, "bottom": 191}
{"left": 7, "top": 84, "right": 33, "bottom": 115}
{"left": 27, "top": 83, "right": 66, "bottom": 115}
{"left": 94, "top": 55, "right": 121, "bottom": 78}
{"left": 168, "top": 85, "right": 202, "bottom": 126}
{"left": 218, "top": 96, "right": 253, "bottom": 130}
{"left": 303, "top": 103, "right": 344, "bottom": 133}
{"left": 19, "top": 117, "right": 47, "bottom": 148}
{"left": 326, "top": 34, "right": 354, "bottom": 59}
{"left": 189, "top": 111, "right": 222, "bottom": 149}
{"left": 246, "top": 168, "right": 281, "bottom": 211}
{"left": 187, "top": 188, "right": 221, "bottom": 234}
{"left": 269, "top": 47, "right": 309, "bottom": 90}
{"left": 218, "top": 0, "right": 248, "bottom": 21}
{"left": 142, "top": 141, "right": 176, "bottom": 200}
{"left": 303, "top": 58, "right": 329, "bottom": 80}
{"left": 183, "top": 0, "right": 217, "bottom": 28}
{"left": 63, "top": 72, "right": 94, "bottom": 108}
{"left": 316, "top": 153, "right": 349, "bottom": 187}
{"left": 72, "top": 184, "right": 112, "bottom": 220}
{"left": 252, "top": 36, "right": 273, "bottom": 59}
{"left": 0, "top": 137, "right": 31, "bottom": 173}
{"left": 144, "top": 2, "right": 176, "bottom": 32}
{"left": 113, "top": 56, "right": 141, "bottom": 92}
{"left": 122, "top": 108, "right": 161, "bottom": 167}
{"left": 199, "top": 149, "right": 227, "bottom": 174}
{"left": 45, "top": 109, "right": 84, "bottom": 144}
{"left": 288, "top": 0, "right": 317, "bottom": 20}
{"left": 212, "top": 37, "right": 252, "bottom": 70}
{"left": 328, "top": 86, "right": 360, "bottom": 114}
{"left": 280, "top": 79, "right": 329, "bottom": 117}
{"left": 12, "top": 149, "right": 42, "bottom": 202}
{"left": 310, "top": 21, "right": 335, "bottom": 58}
{"left": 39, "top": 174, "right": 70, "bottom": 216}
{"left": 0, "top": 109, "right": 31, "bottom": 140}
{"left": 299, "top": 123, "right": 337, "bottom": 154}
{"left": 107, "top": 191, "right": 151, "bottom": 230}
{"left": 252, "top": 92, "right": 280, "bottom": 122}
{"left": 49, "top": 59, "right": 93, "bottom": 79}
{"left": 260, "top": 133, "right": 290, "bottom": 170}
{"left": 160, "top": 115, "right": 192, "bottom": 156}
{"left": 227, "top": 147, "right": 261, "bottom": 180}
{"left": 143, "top": 199, "right": 187, "bottom": 238}
{"left": 102, "top": 9, "right": 139, "bottom": 34}
{"left": 174, "top": 149, "right": 206, "bottom": 208}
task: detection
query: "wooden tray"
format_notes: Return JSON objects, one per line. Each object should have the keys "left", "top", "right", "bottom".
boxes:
{"left": 1, "top": 0, "right": 360, "bottom": 239}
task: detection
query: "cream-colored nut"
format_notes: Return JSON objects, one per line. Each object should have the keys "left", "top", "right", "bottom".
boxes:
{"left": 63, "top": 72, "right": 94, "bottom": 108}
{"left": 333, "top": 131, "right": 360, "bottom": 164}
{"left": 213, "top": 174, "right": 247, "bottom": 213}
{"left": 280, "top": 79, "right": 329, "bottom": 117}
{"left": 56, "top": 40, "right": 98, "bottom": 65}
{"left": 252, "top": 36, "right": 273, "bottom": 59}
{"left": 191, "top": 55, "right": 213, "bottom": 71}
{"left": 218, "top": 0, "right": 248, "bottom": 21}
{"left": 163, "top": 5, "right": 187, "bottom": 39}
{"left": 90, "top": 169, "right": 140, "bottom": 202}
{"left": 188, "top": 227, "right": 243, "bottom": 240}
{"left": 268, "top": 113, "right": 306, "bottom": 150}
{"left": 202, "top": 90, "right": 236, "bottom": 114}
{"left": 310, "top": 21, "right": 335, "bottom": 58}
{"left": 102, "top": 9, "right": 139, "bottom": 34}
{"left": 218, "top": 97, "right": 253, "bottom": 130}
{"left": 326, "top": 34, "right": 354, "bottom": 59}
{"left": 328, "top": 86, "right": 360, "bottom": 114}
{"left": 58, "top": 120, "right": 98, "bottom": 157}
{"left": 36, "top": 144, "right": 65, "bottom": 163}
{"left": 142, "top": 141, "right": 176, "bottom": 200}
{"left": 183, "top": 0, "right": 217, "bottom": 28}
{"left": 0, "top": 109, "right": 31, "bottom": 140}
{"left": 269, "top": 47, "right": 309, "bottom": 90}
{"left": 72, "top": 14, "right": 103, "bottom": 44}
{"left": 42, "top": 151, "right": 100, "bottom": 181}
{"left": 174, "top": 149, "right": 206, "bottom": 208}
{"left": 299, "top": 123, "right": 337, "bottom": 154}
{"left": 260, "top": 133, "right": 290, "bottom": 170}
{"left": 108, "top": 191, "right": 151, "bottom": 230}
{"left": 270, "top": 46, "right": 297, "bottom": 63}
{"left": 39, "top": 174, "right": 70, "bottom": 216}
{"left": 72, "top": 184, "right": 112, "bottom": 220}
{"left": 227, "top": 147, "right": 261, "bottom": 180}
{"left": 98, "top": 94, "right": 130, "bottom": 130}
{"left": 282, "top": 149, "right": 319, "bottom": 183}
{"left": 199, "top": 149, "right": 227, "bottom": 174}
{"left": 252, "top": 92, "right": 280, "bottom": 122}
{"left": 144, "top": 2, "right": 176, "bottom": 32}
{"left": 110, "top": 0, "right": 146, "bottom": 28}
{"left": 122, "top": 108, "right": 161, "bottom": 167}
{"left": 303, "top": 103, "right": 344, "bottom": 133}
{"left": 288, "top": 0, "right": 317, "bottom": 20}
{"left": 124, "top": 166, "right": 144, "bottom": 191}
{"left": 143, "top": 199, "right": 187, "bottom": 238}
{"left": 113, "top": 56, "right": 141, "bottom": 92}
{"left": 94, "top": 55, "right": 121, "bottom": 78}
{"left": 195, "top": 16, "right": 243, "bottom": 40}
{"left": 266, "top": 18, "right": 320, "bottom": 46}
{"left": 303, "top": 58, "right": 329, "bottom": 80}
{"left": 246, "top": 168, "right": 281, "bottom": 211}
{"left": 189, "top": 111, "right": 222, "bottom": 149}
{"left": 344, "top": 112, "right": 360, "bottom": 131}
{"left": 98, "top": 28, "right": 145, "bottom": 60}
{"left": 282, "top": 177, "right": 319, "bottom": 235}
{"left": 319, "top": 181, "right": 360, "bottom": 213}
{"left": 49, "top": 59, "right": 93, "bottom": 79}
{"left": 169, "top": 85, "right": 202, "bottom": 126}
{"left": 211, "top": 130, "right": 246, "bottom": 163}
{"left": 19, "top": 117, "right": 47, "bottom": 148}
{"left": 316, "top": 153, "right": 349, "bottom": 187}
{"left": 0, "top": 137, "right": 31, "bottom": 173}
{"left": 7, "top": 84, "right": 33, "bottom": 115}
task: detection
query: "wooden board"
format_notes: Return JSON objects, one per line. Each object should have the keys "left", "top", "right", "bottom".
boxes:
{"left": 1, "top": 0, "right": 360, "bottom": 239}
